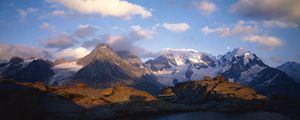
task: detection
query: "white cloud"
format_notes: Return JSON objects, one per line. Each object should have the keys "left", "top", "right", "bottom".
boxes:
{"left": 263, "top": 20, "right": 298, "bottom": 28}
{"left": 130, "top": 25, "right": 155, "bottom": 39}
{"left": 41, "top": 33, "right": 77, "bottom": 50}
{"left": 163, "top": 22, "right": 190, "bottom": 32}
{"left": 17, "top": 7, "right": 38, "bottom": 21}
{"left": 27, "top": 7, "right": 38, "bottom": 13}
{"left": 49, "top": 0, "right": 152, "bottom": 19}
{"left": 0, "top": 44, "right": 52, "bottom": 60}
{"left": 52, "top": 10, "right": 66, "bottom": 16}
{"left": 82, "top": 25, "right": 154, "bottom": 49}
{"left": 40, "top": 22, "right": 56, "bottom": 32}
{"left": 82, "top": 25, "right": 156, "bottom": 57}
{"left": 196, "top": 1, "right": 216, "bottom": 14}
{"left": 74, "top": 25, "right": 99, "bottom": 38}
{"left": 18, "top": 9, "right": 27, "bottom": 19}
{"left": 201, "top": 20, "right": 257, "bottom": 37}
{"left": 231, "top": 0, "right": 300, "bottom": 28}
{"left": 242, "top": 34, "right": 283, "bottom": 48}
{"left": 55, "top": 47, "right": 89, "bottom": 59}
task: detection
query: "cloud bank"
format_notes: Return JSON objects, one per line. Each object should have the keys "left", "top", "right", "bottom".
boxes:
{"left": 82, "top": 25, "right": 156, "bottom": 58}
{"left": 41, "top": 33, "right": 77, "bottom": 50}
{"left": 50, "top": 0, "right": 152, "bottom": 19}
{"left": 196, "top": 1, "right": 216, "bottom": 14}
{"left": 0, "top": 44, "right": 52, "bottom": 60}
{"left": 201, "top": 21, "right": 257, "bottom": 37}
{"left": 55, "top": 47, "right": 90, "bottom": 59}
{"left": 40, "top": 22, "right": 56, "bottom": 32}
{"left": 231, "top": 0, "right": 300, "bottom": 28}
{"left": 163, "top": 22, "right": 190, "bottom": 32}
{"left": 74, "top": 25, "right": 99, "bottom": 38}
{"left": 242, "top": 35, "right": 283, "bottom": 48}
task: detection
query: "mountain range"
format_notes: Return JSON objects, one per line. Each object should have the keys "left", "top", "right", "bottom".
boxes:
{"left": 145, "top": 47, "right": 300, "bottom": 97}
{"left": 276, "top": 61, "right": 300, "bottom": 84}
{"left": 0, "top": 44, "right": 299, "bottom": 97}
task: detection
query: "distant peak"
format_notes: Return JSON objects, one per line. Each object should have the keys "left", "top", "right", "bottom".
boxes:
{"left": 221, "top": 47, "right": 255, "bottom": 62}
{"left": 231, "top": 47, "right": 251, "bottom": 56}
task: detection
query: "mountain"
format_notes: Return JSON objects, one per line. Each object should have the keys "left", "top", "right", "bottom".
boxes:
{"left": 146, "top": 48, "right": 300, "bottom": 97}
{"left": 0, "top": 57, "right": 54, "bottom": 83}
{"left": 11, "top": 59, "right": 54, "bottom": 82}
{"left": 0, "top": 57, "right": 25, "bottom": 77}
{"left": 276, "top": 61, "right": 300, "bottom": 84}
{"left": 219, "top": 48, "right": 268, "bottom": 85}
{"left": 74, "top": 44, "right": 161, "bottom": 94}
{"left": 145, "top": 48, "right": 218, "bottom": 85}
{"left": 248, "top": 67, "right": 300, "bottom": 97}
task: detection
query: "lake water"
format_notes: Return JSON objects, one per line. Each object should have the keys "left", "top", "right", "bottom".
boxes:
{"left": 120, "top": 111, "right": 291, "bottom": 120}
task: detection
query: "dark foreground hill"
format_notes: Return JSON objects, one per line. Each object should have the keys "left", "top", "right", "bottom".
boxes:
{"left": 0, "top": 76, "right": 284, "bottom": 120}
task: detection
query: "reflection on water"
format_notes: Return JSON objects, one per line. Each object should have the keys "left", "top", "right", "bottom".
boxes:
{"left": 120, "top": 111, "right": 290, "bottom": 120}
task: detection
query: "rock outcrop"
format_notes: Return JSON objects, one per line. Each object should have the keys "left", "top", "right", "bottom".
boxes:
{"left": 159, "top": 76, "right": 268, "bottom": 111}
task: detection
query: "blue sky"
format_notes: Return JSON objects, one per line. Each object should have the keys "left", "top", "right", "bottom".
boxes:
{"left": 0, "top": 0, "right": 299, "bottom": 67}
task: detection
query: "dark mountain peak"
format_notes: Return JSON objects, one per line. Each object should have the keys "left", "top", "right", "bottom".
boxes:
{"left": 9, "top": 56, "right": 24, "bottom": 64}
{"left": 7, "top": 59, "right": 54, "bottom": 83}
{"left": 281, "top": 61, "right": 300, "bottom": 66}
{"left": 277, "top": 61, "right": 300, "bottom": 85}
{"left": 249, "top": 67, "right": 300, "bottom": 97}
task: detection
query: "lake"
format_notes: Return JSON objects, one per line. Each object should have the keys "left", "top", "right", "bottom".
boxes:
{"left": 119, "top": 111, "right": 290, "bottom": 120}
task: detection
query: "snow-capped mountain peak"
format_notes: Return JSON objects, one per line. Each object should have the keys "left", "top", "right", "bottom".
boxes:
{"left": 219, "top": 47, "right": 261, "bottom": 66}
{"left": 223, "top": 47, "right": 251, "bottom": 61}
{"left": 158, "top": 48, "right": 216, "bottom": 66}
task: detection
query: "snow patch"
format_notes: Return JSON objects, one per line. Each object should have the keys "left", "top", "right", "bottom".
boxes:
{"left": 49, "top": 62, "right": 82, "bottom": 85}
